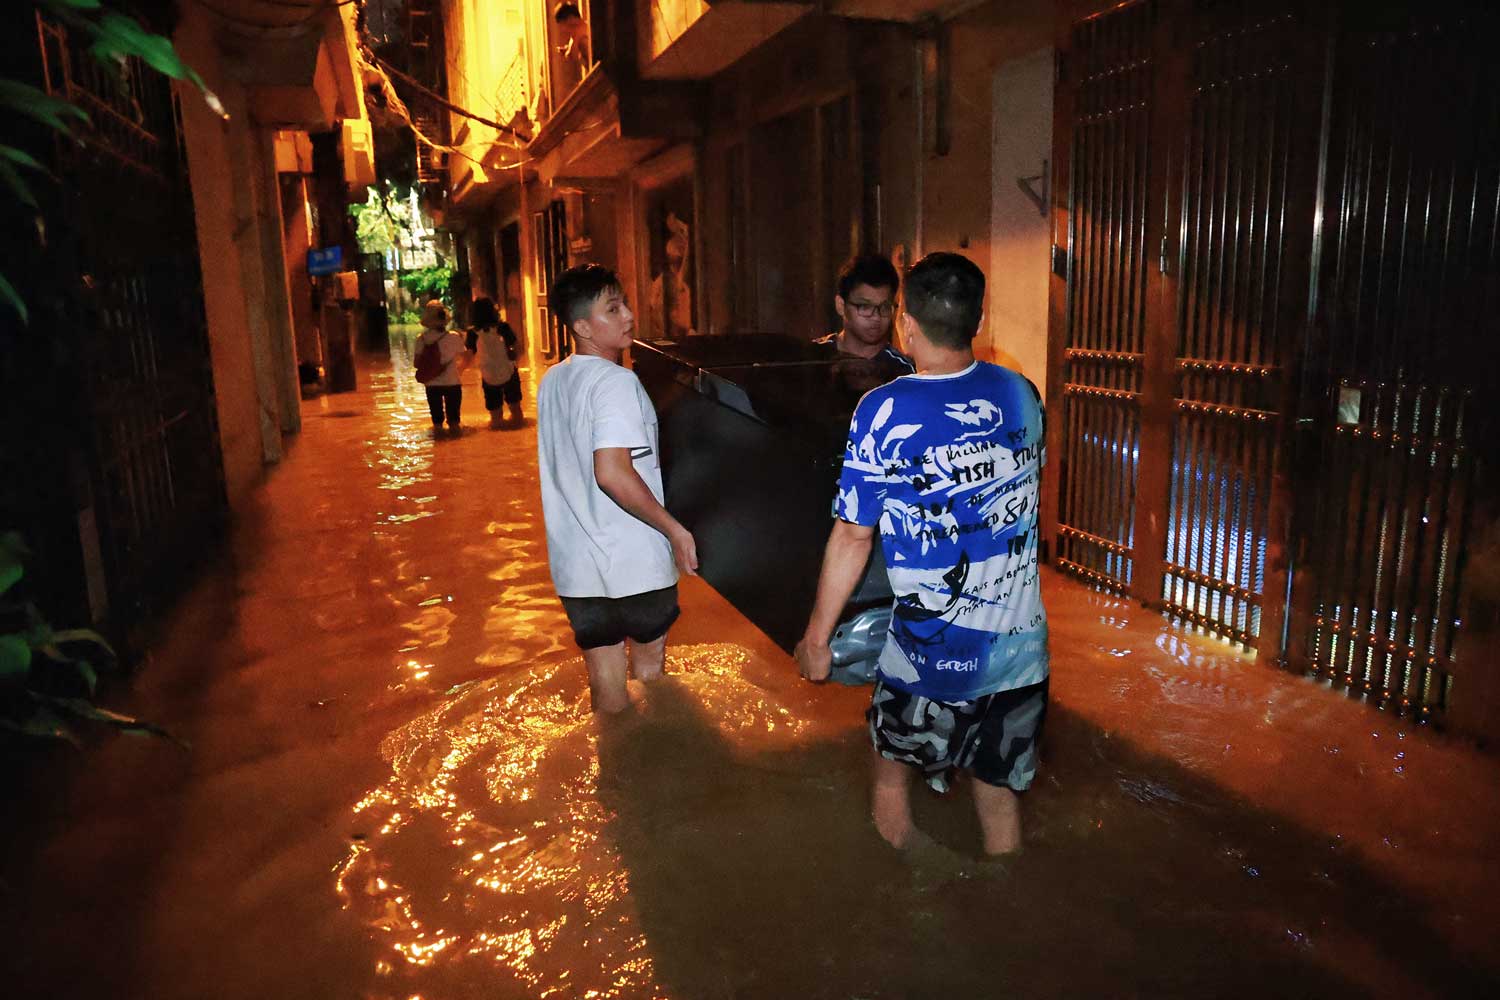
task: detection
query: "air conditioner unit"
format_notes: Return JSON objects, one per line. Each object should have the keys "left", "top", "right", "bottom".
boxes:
{"left": 341, "top": 118, "right": 376, "bottom": 189}
{"left": 274, "top": 130, "right": 314, "bottom": 174}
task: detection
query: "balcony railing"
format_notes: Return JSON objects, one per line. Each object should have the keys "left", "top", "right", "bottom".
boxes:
{"left": 496, "top": 48, "right": 528, "bottom": 128}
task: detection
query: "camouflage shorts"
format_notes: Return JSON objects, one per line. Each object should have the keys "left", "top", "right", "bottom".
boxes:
{"left": 867, "top": 677, "right": 1049, "bottom": 793}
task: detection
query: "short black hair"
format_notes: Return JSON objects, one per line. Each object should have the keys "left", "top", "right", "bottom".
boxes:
{"left": 549, "top": 264, "right": 622, "bottom": 330}
{"left": 903, "top": 252, "right": 984, "bottom": 348}
{"left": 553, "top": 2, "right": 581, "bottom": 23}
{"left": 836, "top": 254, "right": 900, "bottom": 301}
{"left": 471, "top": 296, "right": 500, "bottom": 327}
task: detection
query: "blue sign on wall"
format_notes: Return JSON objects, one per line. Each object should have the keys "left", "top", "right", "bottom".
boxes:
{"left": 307, "top": 246, "right": 343, "bottom": 276}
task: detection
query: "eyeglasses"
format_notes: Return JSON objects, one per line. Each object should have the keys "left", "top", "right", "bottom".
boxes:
{"left": 847, "top": 299, "right": 894, "bottom": 318}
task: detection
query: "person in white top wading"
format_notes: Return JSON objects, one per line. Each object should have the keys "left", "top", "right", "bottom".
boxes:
{"left": 465, "top": 297, "right": 524, "bottom": 428}
{"left": 536, "top": 265, "right": 699, "bottom": 713}
{"left": 413, "top": 299, "right": 471, "bottom": 436}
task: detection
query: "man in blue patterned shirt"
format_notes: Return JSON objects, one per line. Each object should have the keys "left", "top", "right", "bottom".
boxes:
{"left": 795, "top": 252, "right": 1048, "bottom": 855}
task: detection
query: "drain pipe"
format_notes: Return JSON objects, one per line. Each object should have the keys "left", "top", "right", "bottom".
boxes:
{"left": 913, "top": 33, "right": 925, "bottom": 258}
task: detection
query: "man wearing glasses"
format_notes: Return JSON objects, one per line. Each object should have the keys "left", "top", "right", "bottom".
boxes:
{"left": 814, "top": 254, "right": 916, "bottom": 401}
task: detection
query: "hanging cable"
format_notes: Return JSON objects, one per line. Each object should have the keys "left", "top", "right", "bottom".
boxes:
{"left": 366, "top": 52, "right": 526, "bottom": 140}
{"left": 354, "top": 40, "right": 528, "bottom": 175}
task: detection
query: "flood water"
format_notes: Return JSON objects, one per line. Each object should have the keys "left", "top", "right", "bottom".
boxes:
{"left": 4, "top": 332, "right": 1499, "bottom": 999}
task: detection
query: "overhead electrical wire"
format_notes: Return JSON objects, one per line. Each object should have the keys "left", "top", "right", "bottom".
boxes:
{"left": 367, "top": 52, "right": 526, "bottom": 141}
{"left": 353, "top": 38, "right": 528, "bottom": 175}
{"left": 248, "top": 0, "right": 359, "bottom": 8}
{"left": 195, "top": 2, "right": 611, "bottom": 186}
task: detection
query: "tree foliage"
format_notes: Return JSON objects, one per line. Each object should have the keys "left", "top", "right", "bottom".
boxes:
{"left": 349, "top": 186, "right": 415, "bottom": 258}
{"left": 399, "top": 264, "right": 455, "bottom": 302}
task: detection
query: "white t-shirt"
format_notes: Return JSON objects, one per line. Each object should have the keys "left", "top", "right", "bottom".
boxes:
{"left": 471, "top": 326, "right": 516, "bottom": 385}
{"left": 537, "top": 355, "right": 677, "bottom": 598}
{"left": 417, "top": 329, "right": 467, "bottom": 386}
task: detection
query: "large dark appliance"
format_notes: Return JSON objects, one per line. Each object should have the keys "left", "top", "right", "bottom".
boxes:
{"left": 634, "top": 335, "right": 892, "bottom": 662}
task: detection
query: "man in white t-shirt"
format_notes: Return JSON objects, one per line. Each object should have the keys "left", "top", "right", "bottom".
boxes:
{"left": 537, "top": 264, "right": 699, "bottom": 713}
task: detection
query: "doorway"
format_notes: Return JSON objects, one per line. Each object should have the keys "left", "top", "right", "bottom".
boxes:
{"left": 499, "top": 221, "right": 523, "bottom": 333}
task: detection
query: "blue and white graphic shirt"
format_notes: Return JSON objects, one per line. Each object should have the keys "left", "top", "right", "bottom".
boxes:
{"left": 836, "top": 361, "right": 1048, "bottom": 702}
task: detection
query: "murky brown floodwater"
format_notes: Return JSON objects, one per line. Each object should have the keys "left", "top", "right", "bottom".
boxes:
{"left": 4, "top": 331, "right": 1499, "bottom": 999}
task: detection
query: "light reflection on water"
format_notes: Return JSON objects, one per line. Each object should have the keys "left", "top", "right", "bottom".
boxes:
{"left": 337, "top": 643, "right": 804, "bottom": 998}
{"left": 367, "top": 335, "right": 436, "bottom": 492}
{"left": 320, "top": 343, "right": 1500, "bottom": 999}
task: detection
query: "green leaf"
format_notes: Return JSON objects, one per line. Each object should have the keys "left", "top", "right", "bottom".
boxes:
{"left": 1, "top": 273, "right": 30, "bottom": 325}
{"left": 43, "top": 696, "right": 183, "bottom": 746}
{"left": 0, "top": 80, "right": 89, "bottom": 131}
{"left": 123, "top": 727, "right": 189, "bottom": 748}
{"left": 50, "top": 628, "right": 116, "bottom": 659}
{"left": 0, "top": 705, "right": 81, "bottom": 746}
{"left": 93, "top": 13, "right": 192, "bottom": 81}
{"left": 44, "top": 1, "right": 105, "bottom": 9}
{"left": 0, "top": 159, "right": 38, "bottom": 208}
{"left": 0, "top": 145, "right": 46, "bottom": 172}
{"left": 71, "top": 658, "right": 98, "bottom": 696}
{"left": 0, "top": 541, "right": 21, "bottom": 596}
{"left": 0, "top": 634, "right": 32, "bottom": 683}
{"left": 28, "top": 617, "right": 55, "bottom": 650}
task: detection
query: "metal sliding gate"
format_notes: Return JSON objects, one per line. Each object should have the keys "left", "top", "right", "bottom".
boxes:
{"left": 1155, "top": 6, "right": 1319, "bottom": 655}
{"left": 1289, "top": 6, "right": 1499, "bottom": 717}
{"left": 32, "top": 16, "right": 226, "bottom": 624}
{"left": 1050, "top": 0, "right": 1151, "bottom": 600}
{"left": 1051, "top": 0, "right": 1496, "bottom": 723}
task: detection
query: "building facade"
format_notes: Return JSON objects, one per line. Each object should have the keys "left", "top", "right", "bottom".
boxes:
{"left": 0, "top": 0, "right": 376, "bottom": 630}
{"left": 428, "top": 0, "right": 1498, "bottom": 741}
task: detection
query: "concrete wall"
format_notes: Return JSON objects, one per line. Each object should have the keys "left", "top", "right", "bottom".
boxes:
{"left": 918, "top": 0, "right": 1054, "bottom": 381}
{"left": 174, "top": 12, "right": 272, "bottom": 507}
{"left": 988, "top": 45, "right": 1054, "bottom": 396}
{"left": 507, "top": 1, "right": 1056, "bottom": 379}
{"left": 175, "top": 8, "right": 307, "bottom": 507}
{"left": 641, "top": 0, "right": 710, "bottom": 67}
{"left": 860, "top": 22, "right": 921, "bottom": 264}
{"left": 443, "top": 0, "right": 524, "bottom": 197}
{"left": 248, "top": 127, "right": 303, "bottom": 433}
{"left": 696, "top": 16, "right": 861, "bottom": 338}
{"left": 281, "top": 175, "right": 321, "bottom": 373}
{"left": 687, "top": 2, "right": 1052, "bottom": 367}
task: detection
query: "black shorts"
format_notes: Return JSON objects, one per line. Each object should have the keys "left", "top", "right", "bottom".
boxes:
{"left": 559, "top": 585, "right": 680, "bottom": 650}
{"left": 481, "top": 375, "right": 522, "bottom": 409}
{"left": 868, "top": 676, "right": 1049, "bottom": 793}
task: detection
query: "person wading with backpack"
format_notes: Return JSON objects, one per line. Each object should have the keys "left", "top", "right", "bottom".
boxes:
{"left": 413, "top": 299, "right": 471, "bottom": 436}
{"left": 464, "top": 296, "right": 524, "bottom": 428}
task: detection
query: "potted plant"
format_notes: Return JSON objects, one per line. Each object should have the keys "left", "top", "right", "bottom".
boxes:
{"left": 0, "top": 533, "right": 176, "bottom": 746}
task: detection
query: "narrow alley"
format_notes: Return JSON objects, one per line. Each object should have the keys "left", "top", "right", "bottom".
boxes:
{"left": 5, "top": 341, "right": 1499, "bottom": 999}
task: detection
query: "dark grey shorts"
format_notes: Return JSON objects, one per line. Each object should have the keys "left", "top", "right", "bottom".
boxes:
{"left": 559, "top": 585, "right": 680, "bottom": 650}
{"left": 481, "top": 374, "right": 521, "bottom": 409}
{"left": 867, "top": 677, "right": 1049, "bottom": 793}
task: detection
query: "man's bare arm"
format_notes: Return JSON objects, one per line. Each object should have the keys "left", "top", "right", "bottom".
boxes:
{"left": 794, "top": 518, "right": 875, "bottom": 682}
{"left": 593, "top": 447, "right": 699, "bottom": 575}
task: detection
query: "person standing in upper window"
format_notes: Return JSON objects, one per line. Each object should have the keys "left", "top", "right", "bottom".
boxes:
{"left": 552, "top": 3, "right": 591, "bottom": 108}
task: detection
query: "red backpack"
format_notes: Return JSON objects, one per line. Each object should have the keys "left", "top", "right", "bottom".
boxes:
{"left": 414, "top": 335, "right": 445, "bottom": 384}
